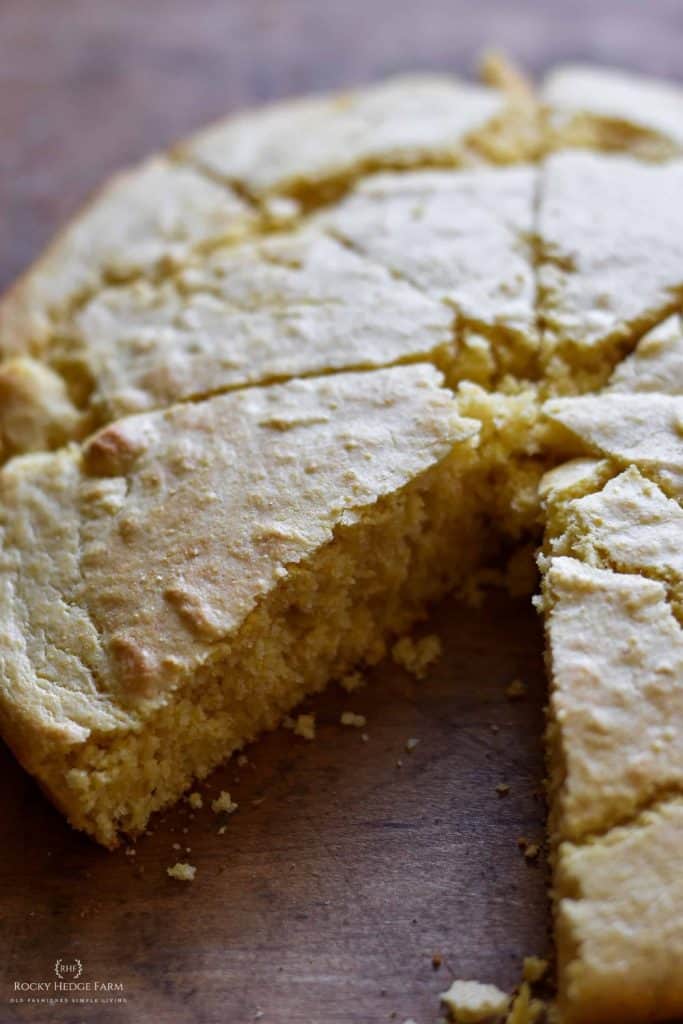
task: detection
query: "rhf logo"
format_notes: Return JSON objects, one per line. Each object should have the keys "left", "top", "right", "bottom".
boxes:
{"left": 54, "top": 958, "right": 83, "bottom": 981}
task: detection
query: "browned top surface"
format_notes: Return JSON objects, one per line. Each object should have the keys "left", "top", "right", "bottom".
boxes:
{"left": 1, "top": 3, "right": 682, "bottom": 1022}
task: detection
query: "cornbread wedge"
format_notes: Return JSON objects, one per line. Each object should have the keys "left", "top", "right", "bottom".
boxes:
{"left": 0, "top": 364, "right": 488, "bottom": 847}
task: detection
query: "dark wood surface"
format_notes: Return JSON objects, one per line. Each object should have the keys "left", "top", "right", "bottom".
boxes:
{"left": 1, "top": 3, "right": 682, "bottom": 1023}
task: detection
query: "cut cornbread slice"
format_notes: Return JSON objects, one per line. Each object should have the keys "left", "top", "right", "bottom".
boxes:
{"left": 543, "top": 392, "right": 683, "bottom": 498}
{"left": 322, "top": 166, "right": 537, "bottom": 358}
{"left": 538, "top": 152, "right": 683, "bottom": 387}
{"left": 542, "top": 63, "right": 683, "bottom": 159}
{"left": 607, "top": 314, "right": 683, "bottom": 395}
{"left": 51, "top": 227, "right": 453, "bottom": 425}
{"left": 542, "top": 556, "right": 683, "bottom": 843}
{"left": 554, "top": 795, "right": 683, "bottom": 1024}
{"left": 0, "top": 364, "right": 489, "bottom": 847}
{"left": 180, "top": 74, "right": 522, "bottom": 203}
{"left": 545, "top": 466, "right": 683, "bottom": 616}
{"left": 0, "top": 158, "right": 256, "bottom": 359}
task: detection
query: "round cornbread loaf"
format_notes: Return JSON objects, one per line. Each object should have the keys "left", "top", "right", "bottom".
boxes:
{"left": 1, "top": 60, "right": 682, "bottom": 1024}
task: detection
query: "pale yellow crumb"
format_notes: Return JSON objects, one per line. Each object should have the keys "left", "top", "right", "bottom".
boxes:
{"left": 211, "top": 791, "right": 238, "bottom": 815}
{"left": 340, "top": 711, "right": 366, "bottom": 728}
{"left": 294, "top": 713, "right": 316, "bottom": 740}
{"left": 505, "top": 679, "right": 527, "bottom": 700}
{"left": 340, "top": 670, "right": 366, "bottom": 693}
{"left": 522, "top": 957, "right": 549, "bottom": 984}
{"left": 172, "top": 842, "right": 181, "bottom": 851}
{"left": 187, "top": 791, "right": 203, "bottom": 810}
{"left": 440, "top": 978, "right": 510, "bottom": 1022}
{"left": 218, "top": 825, "right": 227, "bottom": 835}
{"left": 505, "top": 982, "right": 545, "bottom": 1024}
{"left": 167, "top": 862, "right": 196, "bottom": 882}
{"left": 392, "top": 633, "right": 442, "bottom": 679}
{"left": 496, "top": 783, "right": 510, "bottom": 796}
{"left": 236, "top": 754, "right": 248, "bottom": 767}
{"left": 361, "top": 733, "right": 370, "bottom": 743}
{"left": 405, "top": 737, "right": 420, "bottom": 753}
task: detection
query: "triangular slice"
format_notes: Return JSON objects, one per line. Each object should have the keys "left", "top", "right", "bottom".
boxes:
{"left": 54, "top": 227, "right": 455, "bottom": 424}
{"left": 0, "top": 158, "right": 256, "bottom": 358}
{"left": 0, "top": 363, "right": 489, "bottom": 847}
{"left": 542, "top": 63, "right": 683, "bottom": 158}
{"left": 322, "top": 165, "right": 538, "bottom": 371}
{"left": 538, "top": 152, "right": 683, "bottom": 384}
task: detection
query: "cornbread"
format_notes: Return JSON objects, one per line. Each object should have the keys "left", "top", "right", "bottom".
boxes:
{"left": 1, "top": 59, "right": 683, "bottom": 1023}
{"left": 440, "top": 978, "right": 511, "bottom": 1022}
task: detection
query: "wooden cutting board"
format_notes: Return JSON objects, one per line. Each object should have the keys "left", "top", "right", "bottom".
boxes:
{"left": 1, "top": 3, "right": 682, "bottom": 1021}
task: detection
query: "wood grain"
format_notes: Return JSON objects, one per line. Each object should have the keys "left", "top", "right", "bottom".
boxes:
{"left": 1, "top": 3, "right": 682, "bottom": 1022}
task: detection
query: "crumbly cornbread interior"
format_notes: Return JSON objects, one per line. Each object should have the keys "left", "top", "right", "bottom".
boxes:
{"left": 1, "top": 59, "right": 683, "bottom": 1024}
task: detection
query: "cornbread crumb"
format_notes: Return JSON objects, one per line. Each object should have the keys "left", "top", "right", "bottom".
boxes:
{"left": 505, "top": 982, "right": 545, "bottom": 1024}
{"left": 405, "top": 737, "right": 420, "bottom": 753}
{"left": 496, "top": 783, "right": 510, "bottom": 796}
{"left": 522, "top": 957, "right": 548, "bottom": 984}
{"left": 217, "top": 825, "right": 227, "bottom": 835}
{"left": 211, "top": 791, "right": 238, "bottom": 815}
{"left": 236, "top": 754, "right": 248, "bottom": 767}
{"left": 294, "top": 714, "right": 316, "bottom": 740}
{"left": 392, "top": 633, "right": 442, "bottom": 679}
{"left": 187, "top": 791, "right": 203, "bottom": 810}
{"left": 340, "top": 711, "right": 366, "bottom": 728}
{"left": 361, "top": 733, "right": 369, "bottom": 743}
{"left": 517, "top": 838, "right": 540, "bottom": 861}
{"left": 167, "top": 862, "right": 196, "bottom": 882}
{"left": 340, "top": 671, "right": 366, "bottom": 693}
{"left": 440, "top": 979, "right": 510, "bottom": 1022}
{"left": 505, "top": 679, "right": 527, "bottom": 700}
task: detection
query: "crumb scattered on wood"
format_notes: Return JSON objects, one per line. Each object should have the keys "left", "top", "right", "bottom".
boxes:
{"left": 340, "top": 671, "right": 365, "bottom": 693}
{"left": 167, "top": 862, "right": 196, "bottom": 882}
{"left": 505, "top": 981, "right": 545, "bottom": 1024}
{"left": 392, "top": 633, "right": 442, "bottom": 679}
{"left": 495, "top": 783, "right": 510, "bottom": 796}
{"left": 505, "top": 679, "right": 527, "bottom": 700}
{"left": 187, "top": 791, "right": 203, "bottom": 810}
{"left": 340, "top": 711, "right": 366, "bottom": 728}
{"left": 212, "top": 791, "right": 238, "bottom": 815}
{"left": 405, "top": 737, "right": 420, "bottom": 753}
{"left": 293, "top": 713, "right": 316, "bottom": 740}
{"left": 440, "top": 978, "right": 510, "bottom": 1022}
{"left": 517, "top": 836, "right": 541, "bottom": 861}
